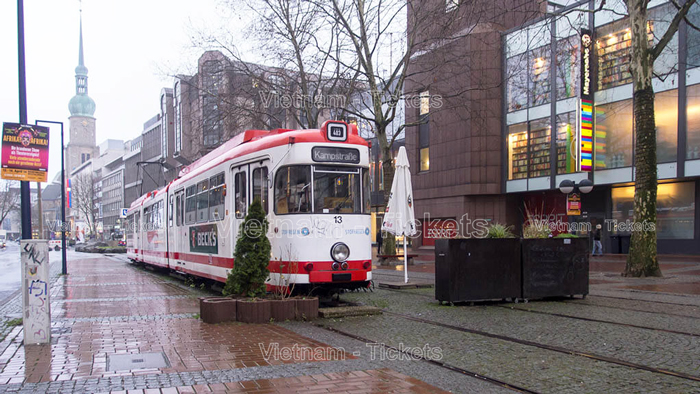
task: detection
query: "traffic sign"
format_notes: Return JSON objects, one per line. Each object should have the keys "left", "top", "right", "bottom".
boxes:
{"left": 120, "top": 208, "right": 128, "bottom": 218}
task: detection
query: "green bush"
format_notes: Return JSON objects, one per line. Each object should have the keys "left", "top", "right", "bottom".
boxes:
{"left": 486, "top": 223, "right": 516, "bottom": 238}
{"left": 223, "top": 198, "right": 271, "bottom": 298}
{"left": 554, "top": 233, "right": 579, "bottom": 238}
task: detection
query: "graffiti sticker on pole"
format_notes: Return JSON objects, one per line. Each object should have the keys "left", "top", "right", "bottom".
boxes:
{"left": 22, "top": 240, "right": 51, "bottom": 345}
{"left": 1, "top": 122, "right": 50, "bottom": 182}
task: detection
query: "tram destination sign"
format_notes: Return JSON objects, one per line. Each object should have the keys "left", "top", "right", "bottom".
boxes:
{"left": 312, "top": 147, "right": 360, "bottom": 164}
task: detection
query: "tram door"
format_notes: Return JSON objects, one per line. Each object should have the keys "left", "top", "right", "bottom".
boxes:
{"left": 231, "top": 167, "right": 248, "bottom": 254}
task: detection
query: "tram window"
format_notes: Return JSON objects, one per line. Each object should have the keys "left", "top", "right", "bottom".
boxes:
{"left": 197, "top": 179, "right": 209, "bottom": 223}
{"left": 143, "top": 207, "right": 150, "bottom": 230}
{"left": 274, "top": 166, "right": 311, "bottom": 214}
{"left": 313, "top": 166, "right": 361, "bottom": 214}
{"left": 362, "top": 168, "right": 371, "bottom": 213}
{"left": 185, "top": 185, "right": 197, "bottom": 224}
{"left": 252, "top": 167, "right": 269, "bottom": 214}
{"left": 209, "top": 173, "right": 225, "bottom": 221}
{"left": 234, "top": 172, "right": 247, "bottom": 218}
{"left": 168, "top": 196, "right": 174, "bottom": 227}
{"left": 176, "top": 192, "right": 183, "bottom": 226}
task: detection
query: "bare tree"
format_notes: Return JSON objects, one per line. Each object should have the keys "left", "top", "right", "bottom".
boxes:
{"left": 0, "top": 181, "right": 20, "bottom": 228}
{"left": 72, "top": 172, "right": 97, "bottom": 238}
{"left": 616, "top": 0, "right": 697, "bottom": 277}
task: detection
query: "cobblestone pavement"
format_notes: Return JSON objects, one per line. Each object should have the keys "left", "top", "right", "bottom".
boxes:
{"left": 1, "top": 251, "right": 700, "bottom": 393}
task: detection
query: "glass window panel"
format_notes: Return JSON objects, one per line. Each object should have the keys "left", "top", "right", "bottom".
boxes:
{"left": 252, "top": 167, "right": 269, "bottom": 214}
{"left": 508, "top": 123, "right": 528, "bottom": 180}
{"left": 313, "top": 167, "right": 361, "bottom": 214}
{"left": 208, "top": 173, "right": 225, "bottom": 221}
{"left": 556, "top": 36, "right": 579, "bottom": 100}
{"left": 655, "top": 89, "right": 678, "bottom": 163}
{"left": 689, "top": 3, "right": 700, "bottom": 69}
{"left": 363, "top": 168, "right": 371, "bottom": 213}
{"left": 420, "top": 148, "right": 430, "bottom": 172}
{"left": 649, "top": 3, "right": 678, "bottom": 75}
{"left": 185, "top": 185, "right": 197, "bottom": 224}
{"left": 529, "top": 118, "right": 551, "bottom": 178}
{"left": 530, "top": 46, "right": 551, "bottom": 106}
{"left": 506, "top": 29, "right": 528, "bottom": 58}
{"left": 507, "top": 54, "right": 528, "bottom": 112}
{"left": 197, "top": 180, "right": 209, "bottom": 223}
{"left": 595, "top": 99, "right": 633, "bottom": 169}
{"left": 687, "top": 84, "right": 700, "bottom": 159}
{"left": 274, "top": 166, "right": 311, "bottom": 214}
{"left": 234, "top": 172, "right": 247, "bottom": 219}
{"left": 556, "top": 112, "right": 578, "bottom": 174}
{"left": 611, "top": 182, "right": 694, "bottom": 239}
{"left": 420, "top": 91, "right": 430, "bottom": 115}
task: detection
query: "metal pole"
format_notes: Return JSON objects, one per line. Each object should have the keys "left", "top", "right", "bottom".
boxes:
{"left": 37, "top": 120, "right": 67, "bottom": 275}
{"left": 17, "top": 0, "right": 31, "bottom": 240}
{"left": 403, "top": 236, "right": 408, "bottom": 284}
{"left": 61, "top": 123, "right": 66, "bottom": 274}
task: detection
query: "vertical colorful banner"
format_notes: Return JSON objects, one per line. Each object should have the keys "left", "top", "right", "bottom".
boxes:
{"left": 580, "top": 100, "right": 593, "bottom": 171}
{"left": 579, "top": 29, "right": 594, "bottom": 172}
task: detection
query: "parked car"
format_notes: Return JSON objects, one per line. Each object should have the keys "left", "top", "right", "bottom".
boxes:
{"left": 49, "top": 240, "right": 63, "bottom": 251}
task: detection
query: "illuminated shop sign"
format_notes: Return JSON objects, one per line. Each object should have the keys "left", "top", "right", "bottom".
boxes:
{"left": 580, "top": 29, "right": 594, "bottom": 172}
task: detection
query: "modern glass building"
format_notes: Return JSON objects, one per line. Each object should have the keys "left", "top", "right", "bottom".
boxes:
{"left": 503, "top": 0, "right": 700, "bottom": 253}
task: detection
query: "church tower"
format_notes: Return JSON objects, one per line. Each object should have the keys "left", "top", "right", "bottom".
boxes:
{"left": 66, "top": 8, "right": 97, "bottom": 173}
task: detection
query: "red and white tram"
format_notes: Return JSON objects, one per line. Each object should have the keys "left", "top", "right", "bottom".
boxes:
{"left": 126, "top": 120, "right": 372, "bottom": 294}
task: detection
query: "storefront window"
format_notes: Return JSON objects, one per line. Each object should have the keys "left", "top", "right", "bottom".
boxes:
{"left": 508, "top": 123, "right": 528, "bottom": 180}
{"left": 611, "top": 182, "right": 695, "bottom": 239}
{"left": 655, "top": 89, "right": 678, "bottom": 163}
{"left": 595, "top": 99, "right": 633, "bottom": 169}
{"left": 530, "top": 45, "right": 551, "bottom": 106}
{"left": 556, "top": 112, "right": 578, "bottom": 174}
{"left": 556, "top": 36, "right": 579, "bottom": 100}
{"left": 688, "top": 84, "right": 700, "bottom": 159}
{"left": 596, "top": 20, "right": 653, "bottom": 91}
{"left": 529, "top": 118, "right": 551, "bottom": 178}
{"left": 507, "top": 54, "right": 528, "bottom": 112}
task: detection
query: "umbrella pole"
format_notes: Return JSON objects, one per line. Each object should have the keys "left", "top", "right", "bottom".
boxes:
{"left": 404, "top": 236, "right": 408, "bottom": 283}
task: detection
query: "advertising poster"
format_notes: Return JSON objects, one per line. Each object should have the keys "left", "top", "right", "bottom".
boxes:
{"left": 1, "top": 123, "right": 50, "bottom": 182}
{"left": 567, "top": 193, "right": 582, "bottom": 216}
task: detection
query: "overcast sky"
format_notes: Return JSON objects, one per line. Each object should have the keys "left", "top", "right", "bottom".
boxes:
{"left": 0, "top": 0, "right": 237, "bottom": 183}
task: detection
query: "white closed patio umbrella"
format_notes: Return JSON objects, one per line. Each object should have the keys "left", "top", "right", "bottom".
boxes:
{"left": 381, "top": 146, "right": 417, "bottom": 283}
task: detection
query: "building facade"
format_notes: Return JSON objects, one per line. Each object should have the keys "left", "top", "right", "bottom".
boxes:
{"left": 408, "top": 0, "right": 700, "bottom": 254}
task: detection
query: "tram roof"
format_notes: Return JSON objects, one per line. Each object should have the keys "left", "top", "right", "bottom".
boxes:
{"left": 128, "top": 120, "right": 368, "bottom": 211}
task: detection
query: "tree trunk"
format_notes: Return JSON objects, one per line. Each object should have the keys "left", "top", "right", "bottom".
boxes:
{"left": 380, "top": 144, "right": 396, "bottom": 255}
{"left": 624, "top": 0, "right": 661, "bottom": 277}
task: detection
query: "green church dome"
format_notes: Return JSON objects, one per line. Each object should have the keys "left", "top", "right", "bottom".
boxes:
{"left": 69, "top": 94, "right": 96, "bottom": 117}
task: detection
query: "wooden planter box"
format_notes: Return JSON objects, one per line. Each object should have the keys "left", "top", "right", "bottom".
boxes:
{"left": 521, "top": 238, "right": 589, "bottom": 300}
{"left": 435, "top": 238, "right": 521, "bottom": 303}
{"left": 294, "top": 298, "right": 319, "bottom": 320}
{"left": 236, "top": 299, "right": 271, "bottom": 324}
{"left": 200, "top": 297, "right": 237, "bottom": 324}
{"left": 270, "top": 299, "right": 296, "bottom": 322}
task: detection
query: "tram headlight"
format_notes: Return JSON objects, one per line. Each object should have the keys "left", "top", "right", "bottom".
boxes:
{"left": 331, "top": 242, "right": 350, "bottom": 262}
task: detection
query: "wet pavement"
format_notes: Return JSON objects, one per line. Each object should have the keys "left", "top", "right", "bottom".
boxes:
{"left": 0, "top": 251, "right": 451, "bottom": 393}
{"left": 0, "top": 249, "right": 699, "bottom": 393}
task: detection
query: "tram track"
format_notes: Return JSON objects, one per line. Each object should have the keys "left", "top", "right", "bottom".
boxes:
{"left": 380, "top": 310, "right": 700, "bottom": 383}
{"left": 314, "top": 323, "right": 542, "bottom": 394}
{"left": 373, "top": 286, "right": 700, "bottom": 337}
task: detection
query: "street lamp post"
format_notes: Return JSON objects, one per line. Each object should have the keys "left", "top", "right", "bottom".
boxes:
{"left": 558, "top": 179, "right": 594, "bottom": 195}
{"left": 36, "top": 120, "right": 67, "bottom": 275}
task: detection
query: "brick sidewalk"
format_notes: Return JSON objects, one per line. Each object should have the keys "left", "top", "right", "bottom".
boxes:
{"left": 0, "top": 254, "right": 448, "bottom": 393}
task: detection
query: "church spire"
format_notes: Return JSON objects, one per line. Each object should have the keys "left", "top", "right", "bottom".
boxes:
{"left": 69, "top": 3, "right": 95, "bottom": 118}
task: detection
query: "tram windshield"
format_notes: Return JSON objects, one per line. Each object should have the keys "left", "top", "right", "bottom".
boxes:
{"left": 275, "top": 165, "right": 369, "bottom": 214}
{"left": 313, "top": 166, "right": 362, "bottom": 214}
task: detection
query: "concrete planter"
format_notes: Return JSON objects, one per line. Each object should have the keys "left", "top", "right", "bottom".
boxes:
{"left": 270, "top": 299, "right": 296, "bottom": 322}
{"left": 435, "top": 238, "right": 521, "bottom": 303}
{"left": 200, "top": 297, "right": 237, "bottom": 324}
{"left": 294, "top": 297, "right": 319, "bottom": 320}
{"left": 236, "top": 299, "right": 271, "bottom": 324}
{"left": 521, "top": 238, "right": 589, "bottom": 300}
